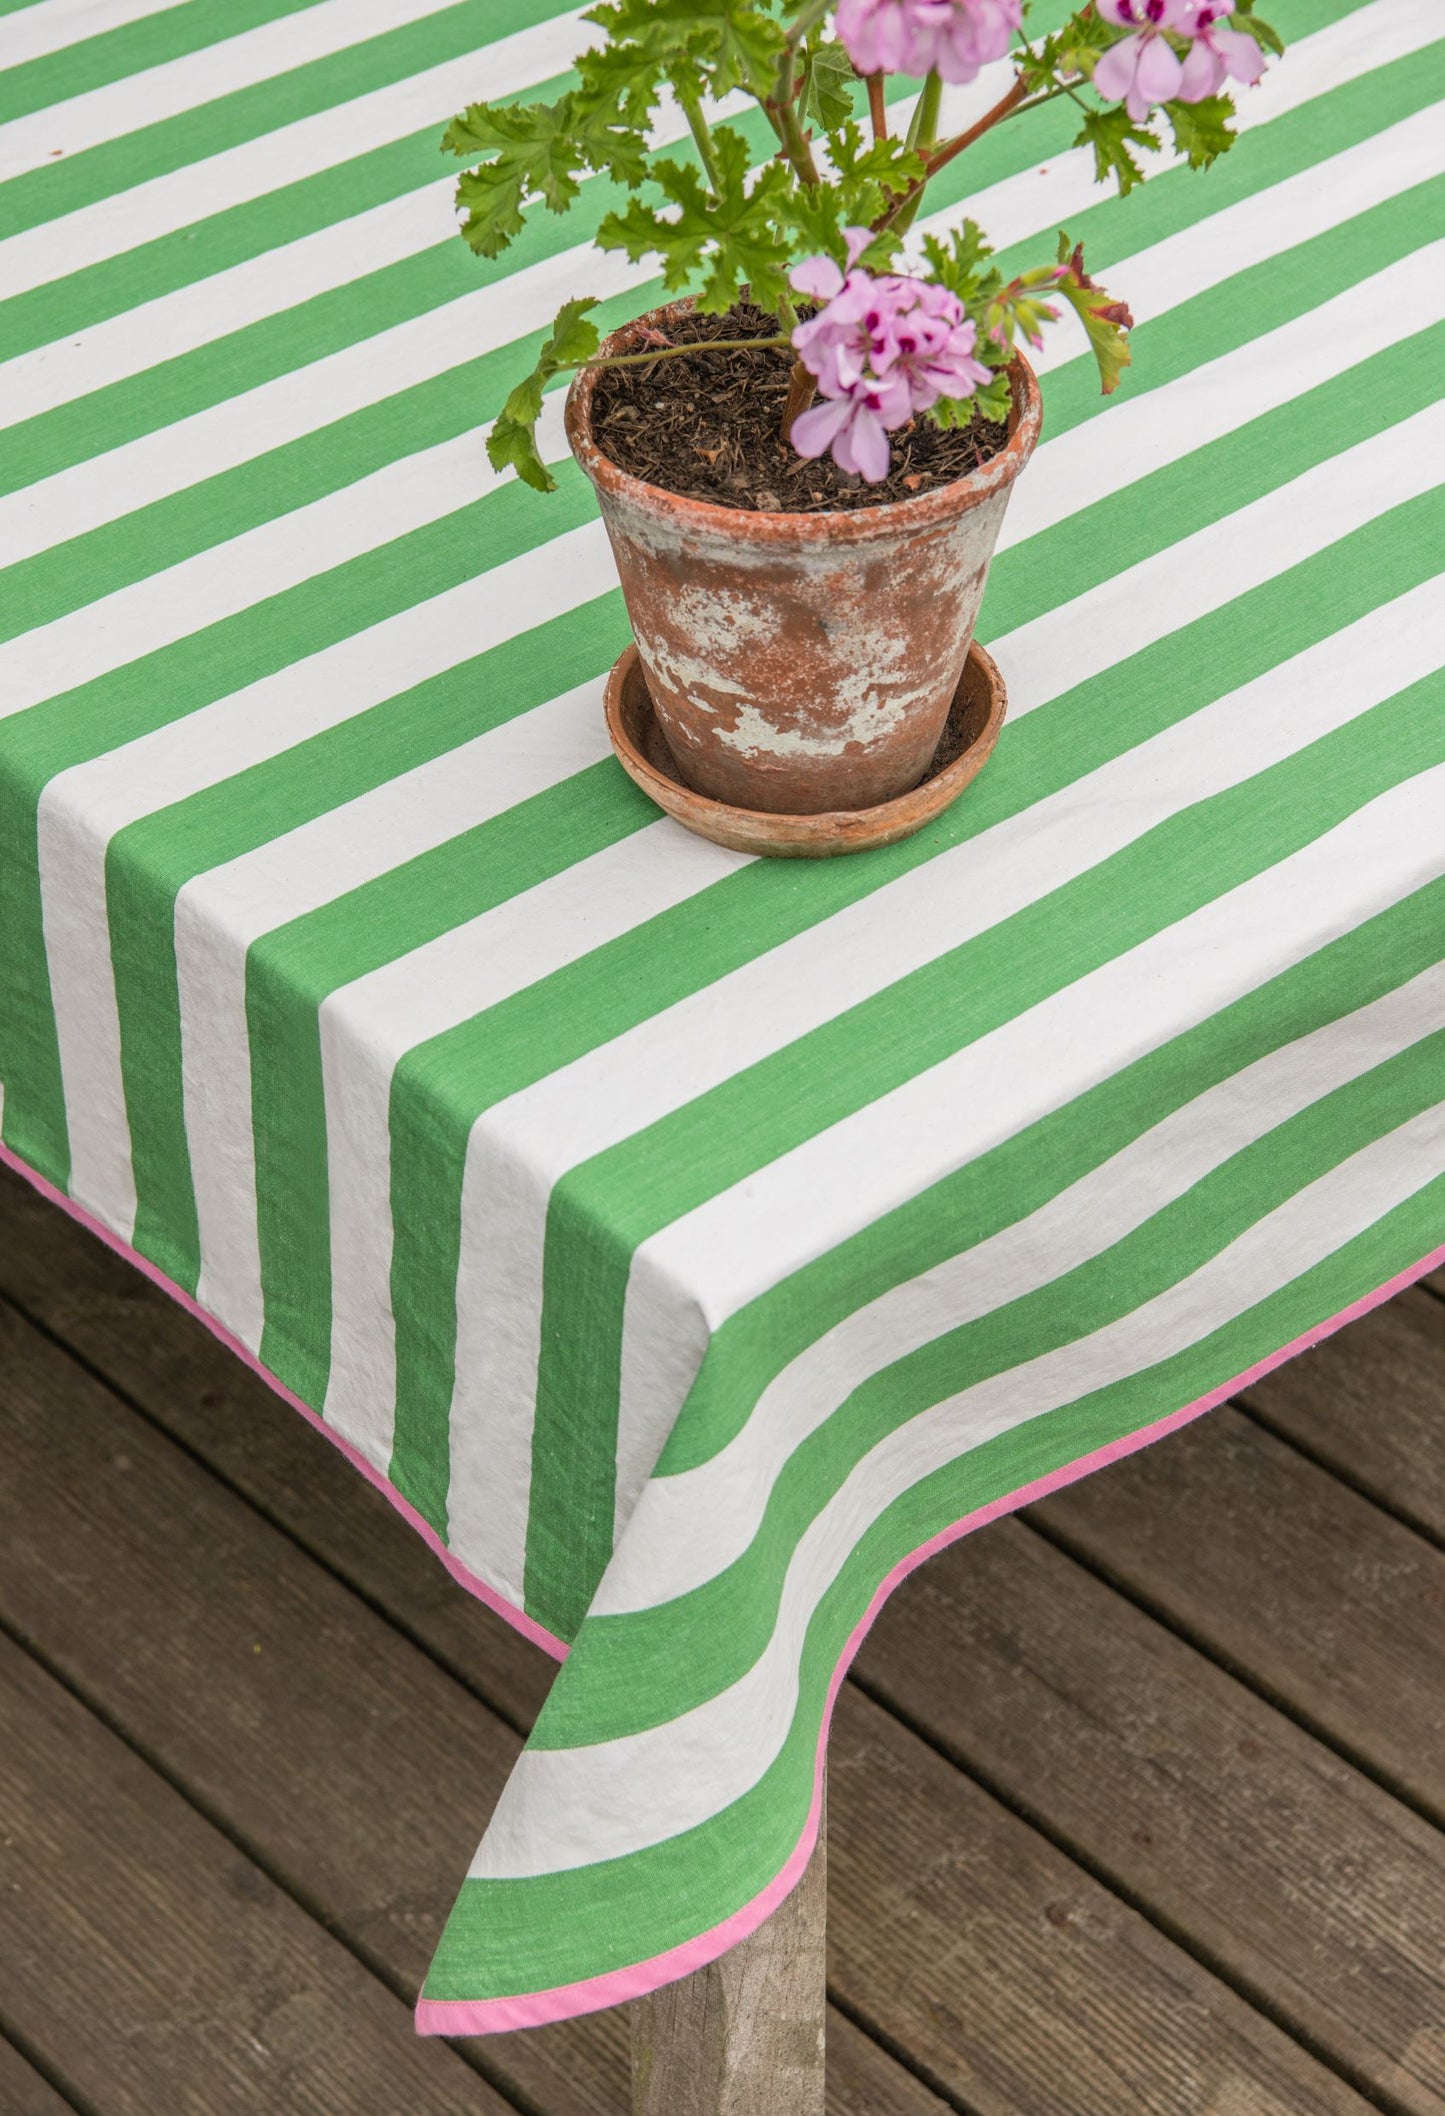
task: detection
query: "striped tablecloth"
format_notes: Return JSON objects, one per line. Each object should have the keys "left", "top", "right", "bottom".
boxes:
{"left": 2, "top": 0, "right": 1442, "bottom": 2037}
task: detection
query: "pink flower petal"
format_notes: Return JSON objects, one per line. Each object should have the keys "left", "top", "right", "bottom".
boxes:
{"left": 1091, "top": 34, "right": 1140, "bottom": 105}
{"left": 1216, "top": 24, "right": 1266, "bottom": 82}
{"left": 790, "top": 397, "right": 856, "bottom": 461}
{"left": 1176, "top": 35, "right": 1223, "bottom": 98}
{"left": 790, "top": 254, "right": 845, "bottom": 300}
{"left": 847, "top": 406, "right": 893, "bottom": 482}
{"left": 1135, "top": 29, "right": 1184, "bottom": 105}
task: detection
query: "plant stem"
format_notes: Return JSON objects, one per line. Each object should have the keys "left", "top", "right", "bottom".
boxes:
{"left": 866, "top": 72, "right": 888, "bottom": 142}
{"left": 679, "top": 91, "right": 724, "bottom": 195}
{"left": 772, "top": 52, "right": 822, "bottom": 187}
{"left": 904, "top": 68, "right": 943, "bottom": 153}
{"left": 563, "top": 334, "right": 792, "bottom": 375}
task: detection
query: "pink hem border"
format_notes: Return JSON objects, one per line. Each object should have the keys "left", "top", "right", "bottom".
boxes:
{"left": 414, "top": 1234, "right": 1445, "bottom": 2037}
{"left": 0, "top": 1141, "right": 569, "bottom": 1663}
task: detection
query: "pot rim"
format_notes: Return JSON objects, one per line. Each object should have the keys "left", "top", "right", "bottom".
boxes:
{"left": 563, "top": 296, "right": 1043, "bottom": 547}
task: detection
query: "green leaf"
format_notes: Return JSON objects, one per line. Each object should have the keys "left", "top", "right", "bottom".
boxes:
{"left": 800, "top": 38, "right": 857, "bottom": 135}
{"left": 1054, "top": 232, "right": 1133, "bottom": 395}
{"left": 1075, "top": 103, "right": 1160, "bottom": 196}
{"left": 487, "top": 411, "right": 557, "bottom": 492}
{"left": 921, "top": 218, "right": 997, "bottom": 302}
{"left": 972, "top": 370, "right": 1014, "bottom": 425}
{"left": 445, "top": 96, "right": 586, "bottom": 257}
{"left": 540, "top": 295, "right": 603, "bottom": 372}
{"left": 1016, "top": 5, "right": 1110, "bottom": 92}
{"left": 1163, "top": 92, "right": 1236, "bottom": 170}
{"left": 586, "top": 0, "right": 787, "bottom": 99}
{"left": 598, "top": 127, "right": 794, "bottom": 314}
{"left": 807, "top": 119, "right": 925, "bottom": 237}
{"left": 485, "top": 296, "right": 602, "bottom": 494}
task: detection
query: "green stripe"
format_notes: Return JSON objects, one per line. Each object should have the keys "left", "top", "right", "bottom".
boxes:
{"left": 0, "top": 59, "right": 576, "bottom": 367}
{"left": 0, "top": 0, "right": 573, "bottom": 239}
{"left": 425, "top": 1156, "right": 1445, "bottom": 1997}
{"left": 522, "top": 665, "right": 1445, "bottom": 1637}
{"left": 0, "top": 0, "right": 339, "bottom": 125}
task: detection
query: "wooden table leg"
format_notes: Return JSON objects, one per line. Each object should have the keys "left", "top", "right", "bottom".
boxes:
{"left": 631, "top": 1780, "right": 827, "bottom": 2116}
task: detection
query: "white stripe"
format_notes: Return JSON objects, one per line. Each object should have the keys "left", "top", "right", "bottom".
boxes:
{"left": 2, "top": 0, "right": 194, "bottom": 72}
{"left": 317, "top": 824, "right": 751, "bottom": 1479}
{"left": 35, "top": 517, "right": 616, "bottom": 1240}
{"left": 180, "top": 672, "right": 615, "bottom": 1348}
{"left": 474, "top": 1084, "right": 1445, "bottom": 1880}
{"left": 0, "top": 4, "right": 595, "bottom": 301}
{"left": 440, "top": 443, "right": 1445, "bottom": 1590}
{"left": 0, "top": 0, "right": 468, "bottom": 184}
{"left": 0, "top": 2, "right": 1424, "bottom": 572}
{"left": 600, "top": 961, "right": 1445, "bottom": 1614}
{"left": 9, "top": 219, "right": 1439, "bottom": 726}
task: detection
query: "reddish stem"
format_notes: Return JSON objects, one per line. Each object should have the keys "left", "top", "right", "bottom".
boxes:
{"left": 866, "top": 72, "right": 889, "bottom": 141}
{"left": 781, "top": 358, "right": 816, "bottom": 444}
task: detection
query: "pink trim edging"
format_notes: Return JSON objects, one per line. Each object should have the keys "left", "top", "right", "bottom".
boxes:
{"left": 415, "top": 1234, "right": 1445, "bottom": 2036}
{"left": 0, "top": 1141, "right": 568, "bottom": 1663}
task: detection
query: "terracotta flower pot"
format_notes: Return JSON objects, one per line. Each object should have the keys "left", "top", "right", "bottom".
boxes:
{"left": 565, "top": 301, "right": 1042, "bottom": 815}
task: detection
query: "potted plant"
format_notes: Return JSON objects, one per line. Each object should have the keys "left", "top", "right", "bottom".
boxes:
{"left": 444, "top": 0, "right": 1281, "bottom": 849}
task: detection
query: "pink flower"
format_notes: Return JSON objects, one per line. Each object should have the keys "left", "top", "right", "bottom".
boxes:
{"left": 1092, "top": 0, "right": 1192, "bottom": 121}
{"left": 1177, "top": 0, "right": 1267, "bottom": 97}
{"left": 788, "top": 242, "right": 993, "bottom": 481}
{"left": 834, "top": 0, "right": 1021, "bottom": 84}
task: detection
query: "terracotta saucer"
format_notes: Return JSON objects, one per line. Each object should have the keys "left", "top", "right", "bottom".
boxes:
{"left": 604, "top": 639, "right": 1007, "bottom": 858}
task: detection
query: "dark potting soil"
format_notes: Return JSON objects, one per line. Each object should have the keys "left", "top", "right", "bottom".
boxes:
{"left": 589, "top": 301, "right": 1009, "bottom": 514}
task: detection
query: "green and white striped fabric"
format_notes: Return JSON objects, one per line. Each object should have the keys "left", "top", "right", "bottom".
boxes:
{"left": 3, "top": 0, "right": 1443, "bottom": 2034}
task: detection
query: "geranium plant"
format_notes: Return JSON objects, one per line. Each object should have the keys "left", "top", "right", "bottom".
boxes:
{"left": 446, "top": 0, "right": 1283, "bottom": 492}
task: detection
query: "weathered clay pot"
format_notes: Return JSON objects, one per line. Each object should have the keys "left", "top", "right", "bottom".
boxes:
{"left": 565, "top": 302, "right": 1042, "bottom": 815}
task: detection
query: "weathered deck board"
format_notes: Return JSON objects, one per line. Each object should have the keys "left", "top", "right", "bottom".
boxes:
{"left": 1029, "top": 1406, "right": 1445, "bottom": 1822}
{"left": 0, "top": 2039, "right": 77, "bottom": 2116}
{"left": 828, "top": 1690, "right": 1369, "bottom": 2116}
{"left": 1240, "top": 1291, "right": 1445, "bottom": 1540}
{"left": 856, "top": 1516, "right": 1445, "bottom": 2112}
{"left": 0, "top": 1236, "right": 1374, "bottom": 2116}
{"left": 0, "top": 1634, "right": 500, "bottom": 2116}
{"left": 0, "top": 1273, "right": 940, "bottom": 2116}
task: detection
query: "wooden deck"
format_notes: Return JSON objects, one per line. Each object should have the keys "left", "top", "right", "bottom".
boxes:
{"left": 1, "top": 1158, "right": 1441, "bottom": 2116}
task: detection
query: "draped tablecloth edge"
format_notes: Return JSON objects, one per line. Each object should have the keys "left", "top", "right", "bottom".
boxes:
{"left": 412, "top": 1227, "right": 1445, "bottom": 2035}
{"left": 4, "top": 1134, "right": 1439, "bottom": 2036}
